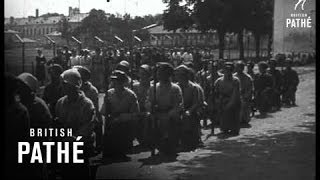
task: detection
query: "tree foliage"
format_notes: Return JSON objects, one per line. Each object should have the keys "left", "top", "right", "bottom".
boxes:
{"left": 163, "top": 0, "right": 274, "bottom": 59}
{"left": 73, "top": 9, "right": 162, "bottom": 47}
{"left": 162, "top": 0, "right": 193, "bottom": 32}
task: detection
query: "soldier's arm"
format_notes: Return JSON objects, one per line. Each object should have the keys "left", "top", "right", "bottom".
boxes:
{"left": 169, "top": 85, "right": 184, "bottom": 116}
{"left": 118, "top": 92, "right": 141, "bottom": 122}
{"left": 188, "top": 86, "right": 200, "bottom": 113}
{"left": 38, "top": 98, "right": 53, "bottom": 128}
{"left": 91, "top": 89, "right": 102, "bottom": 122}
{"left": 294, "top": 71, "right": 300, "bottom": 86}
{"left": 54, "top": 98, "right": 65, "bottom": 127}
{"left": 244, "top": 76, "right": 253, "bottom": 100}
{"left": 145, "top": 85, "right": 155, "bottom": 112}
{"left": 226, "top": 79, "right": 240, "bottom": 109}
{"left": 76, "top": 102, "right": 95, "bottom": 139}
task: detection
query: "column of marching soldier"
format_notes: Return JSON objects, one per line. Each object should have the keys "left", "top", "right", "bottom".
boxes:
{"left": 5, "top": 45, "right": 299, "bottom": 180}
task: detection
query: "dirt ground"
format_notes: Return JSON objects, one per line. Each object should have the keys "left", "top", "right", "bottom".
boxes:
{"left": 94, "top": 65, "right": 315, "bottom": 180}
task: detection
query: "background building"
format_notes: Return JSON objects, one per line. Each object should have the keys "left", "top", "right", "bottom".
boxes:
{"left": 4, "top": 7, "right": 89, "bottom": 44}
{"left": 147, "top": 25, "right": 218, "bottom": 47}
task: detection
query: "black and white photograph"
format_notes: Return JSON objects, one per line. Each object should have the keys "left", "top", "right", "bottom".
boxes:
{"left": 4, "top": 0, "right": 316, "bottom": 179}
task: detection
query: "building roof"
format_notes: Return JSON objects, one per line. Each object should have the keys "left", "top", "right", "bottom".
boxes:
{"left": 4, "top": 13, "right": 89, "bottom": 26}
{"left": 148, "top": 25, "right": 216, "bottom": 34}
{"left": 5, "top": 16, "right": 63, "bottom": 26}
{"left": 22, "top": 38, "right": 37, "bottom": 43}
{"left": 4, "top": 29, "right": 20, "bottom": 34}
{"left": 46, "top": 31, "right": 62, "bottom": 36}
{"left": 67, "top": 13, "right": 89, "bottom": 23}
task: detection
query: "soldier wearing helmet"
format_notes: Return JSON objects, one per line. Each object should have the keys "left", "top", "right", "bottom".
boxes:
{"left": 55, "top": 69, "right": 96, "bottom": 179}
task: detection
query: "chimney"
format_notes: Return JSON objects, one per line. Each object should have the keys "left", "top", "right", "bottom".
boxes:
{"left": 36, "top": 9, "right": 39, "bottom": 18}
{"left": 69, "top": 7, "right": 72, "bottom": 16}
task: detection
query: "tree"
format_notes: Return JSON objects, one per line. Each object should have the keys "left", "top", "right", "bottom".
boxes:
{"left": 247, "top": 0, "right": 273, "bottom": 59}
{"left": 191, "top": 0, "right": 233, "bottom": 58}
{"left": 58, "top": 17, "right": 72, "bottom": 45}
{"left": 227, "top": 0, "right": 253, "bottom": 60}
{"left": 41, "top": 13, "right": 64, "bottom": 18}
{"left": 162, "top": 0, "right": 193, "bottom": 32}
{"left": 79, "top": 9, "right": 109, "bottom": 44}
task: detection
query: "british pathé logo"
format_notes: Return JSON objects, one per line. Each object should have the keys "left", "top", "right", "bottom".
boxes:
{"left": 286, "top": 0, "right": 311, "bottom": 28}
{"left": 294, "top": 0, "right": 307, "bottom": 10}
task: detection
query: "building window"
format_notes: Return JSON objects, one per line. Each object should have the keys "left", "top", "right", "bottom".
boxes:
{"left": 46, "top": 27, "right": 49, "bottom": 34}
{"left": 38, "top": 29, "right": 41, "bottom": 35}
{"left": 51, "top": 28, "right": 54, "bottom": 32}
{"left": 43, "top": 28, "right": 45, "bottom": 35}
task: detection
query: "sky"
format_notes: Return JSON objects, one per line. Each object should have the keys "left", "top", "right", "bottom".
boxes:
{"left": 5, "top": 0, "right": 168, "bottom": 18}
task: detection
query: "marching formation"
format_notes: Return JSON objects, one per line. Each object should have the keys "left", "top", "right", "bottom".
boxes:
{"left": 6, "top": 46, "right": 300, "bottom": 180}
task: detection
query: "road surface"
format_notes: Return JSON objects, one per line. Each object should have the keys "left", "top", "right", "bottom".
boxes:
{"left": 94, "top": 65, "right": 315, "bottom": 180}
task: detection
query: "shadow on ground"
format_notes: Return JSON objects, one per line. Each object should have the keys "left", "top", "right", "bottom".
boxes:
{"left": 169, "top": 121, "right": 315, "bottom": 180}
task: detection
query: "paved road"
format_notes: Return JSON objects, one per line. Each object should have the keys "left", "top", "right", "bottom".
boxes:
{"left": 94, "top": 65, "right": 315, "bottom": 180}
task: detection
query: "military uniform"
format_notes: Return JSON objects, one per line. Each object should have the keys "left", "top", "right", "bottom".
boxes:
{"left": 91, "top": 51, "right": 105, "bottom": 91}
{"left": 79, "top": 50, "right": 92, "bottom": 71}
{"left": 55, "top": 69, "right": 95, "bottom": 180}
{"left": 207, "top": 68, "right": 223, "bottom": 129}
{"left": 43, "top": 65, "right": 64, "bottom": 117}
{"left": 255, "top": 71, "right": 274, "bottom": 114}
{"left": 101, "top": 70, "right": 139, "bottom": 160}
{"left": 177, "top": 78, "right": 200, "bottom": 149}
{"left": 146, "top": 81, "right": 183, "bottom": 155}
{"left": 282, "top": 66, "right": 299, "bottom": 106}
{"left": 214, "top": 75, "right": 241, "bottom": 134}
{"left": 132, "top": 81, "right": 151, "bottom": 146}
{"left": 234, "top": 72, "right": 253, "bottom": 124}
{"left": 214, "top": 63, "right": 241, "bottom": 134}
{"left": 101, "top": 87, "right": 140, "bottom": 157}
{"left": 268, "top": 67, "right": 282, "bottom": 110}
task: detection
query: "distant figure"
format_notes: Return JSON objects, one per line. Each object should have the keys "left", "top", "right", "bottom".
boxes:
{"left": 215, "top": 62, "right": 241, "bottom": 135}
{"left": 282, "top": 59, "right": 299, "bottom": 106}
{"left": 35, "top": 49, "right": 46, "bottom": 85}
{"left": 294, "top": 0, "right": 307, "bottom": 10}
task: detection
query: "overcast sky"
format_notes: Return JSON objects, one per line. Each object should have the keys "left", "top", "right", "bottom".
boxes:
{"left": 5, "top": 0, "right": 168, "bottom": 18}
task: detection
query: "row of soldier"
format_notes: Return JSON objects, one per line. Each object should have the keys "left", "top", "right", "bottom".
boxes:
{"left": 8, "top": 45, "right": 299, "bottom": 179}
{"left": 36, "top": 46, "right": 217, "bottom": 90}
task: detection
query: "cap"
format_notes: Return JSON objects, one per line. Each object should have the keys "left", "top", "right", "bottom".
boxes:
{"left": 119, "top": 60, "right": 130, "bottom": 68}
{"left": 117, "top": 60, "right": 130, "bottom": 73}
{"left": 235, "top": 60, "right": 245, "bottom": 69}
{"left": 157, "top": 62, "right": 174, "bottom": 76}
{"left": 17, "top": 73, "right": 39, "bottom": 92}
{"left": 110, "top": 70, "right": 128, "bottom": 83}
{"left": 49, "top": 64, "right": 63, "bottom": 76}
{"left": 73, "top": 66, "right": 91, "bottom": 82}
{"left": 140, "top": 64, "right": 151, "bottom": 75}
{"left": 61, "top": 69, "right": 82, "bottom": 88}
{"left": 224, "top": 62, "right": 234, "bottom": 71}
{"left": 285, "top": 57, "right": 293, "bottom": 61}
{"left": 258, "top": 61, "right": 269, "bottom": 70}
{"left": 175, "top": 65, "right": 190, "bottom": 75}
{"left": 270, "top": 57, "right": 277, "bottom": 61}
